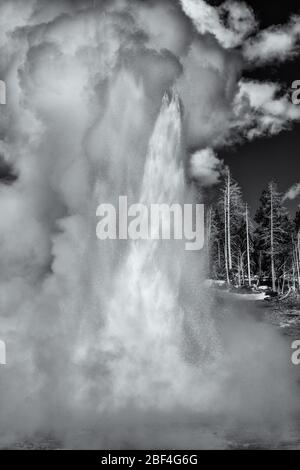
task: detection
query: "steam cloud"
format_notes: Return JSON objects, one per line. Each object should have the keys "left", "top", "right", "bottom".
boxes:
{"left": 190, "top": 148, "right": 224, "bottom": 186}
{"left": 283, "top": 182, "right": 300, "bottom": 202}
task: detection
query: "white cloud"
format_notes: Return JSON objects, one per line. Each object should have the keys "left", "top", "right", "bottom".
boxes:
{"left": 243, "top": 15, "right": 300, "bottom": 65}
{"left": 283, "top": 183, "right": 300, "bottom": 201}
{"left": 177, "top": 1, "right": 300, "bottom": 146}
{"left": 181, "top": 0, "right": 300, "bottom": 66}
{"left": 231, "top": 80, "right": 300, "bottom": 140}
{"left": 180, "top": 0, "right": 257, "bottom": 48}
{"left": 190, "top": 148, "right": 224, "bottom": 186}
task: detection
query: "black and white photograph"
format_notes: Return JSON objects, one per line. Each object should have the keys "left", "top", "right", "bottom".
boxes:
{"left": 0, "top": 0, "right": 300, "bottom": 454}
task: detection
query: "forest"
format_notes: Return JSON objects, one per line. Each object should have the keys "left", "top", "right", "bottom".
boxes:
{"left": 206, "top": 169, "right": 300, "bottom": 294}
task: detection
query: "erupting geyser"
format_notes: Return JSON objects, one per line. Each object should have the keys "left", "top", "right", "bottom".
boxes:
{"left": 94, "top": 92, "right": 220, "bottom": 411}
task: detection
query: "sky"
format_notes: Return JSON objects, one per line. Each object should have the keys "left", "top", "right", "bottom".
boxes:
{"left": 218, "top": 0, "right": 300, "bottom": 216}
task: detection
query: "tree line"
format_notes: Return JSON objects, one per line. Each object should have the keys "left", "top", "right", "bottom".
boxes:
{"left": 206, "top": 169, "right": 300, "bottom": 293}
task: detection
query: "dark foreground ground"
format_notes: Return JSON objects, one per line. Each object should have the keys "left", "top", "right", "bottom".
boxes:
{"left": 263, "top": 296, "right": 300, "bottom": 339}
{"left": 229, "top": 297, "right": 300, "bottom": 450}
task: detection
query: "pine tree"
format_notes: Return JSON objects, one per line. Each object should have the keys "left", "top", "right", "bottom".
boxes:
{"left": 255, "top": 182, "right": 292, "bottom": 291}
{"left": 292, "top": 210, "right": 300, "bottom": 292}
{"left": 206, "top": 205, "right": 225, "bottom": 280}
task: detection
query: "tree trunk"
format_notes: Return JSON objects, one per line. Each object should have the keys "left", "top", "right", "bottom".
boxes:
{"left": 224, "top": 192, "right": 229, "bottom": 285}
{"left": 281, "top": 262, "right": 286, "bottom": 294}
{"left": 259, "top": 250, "right": 262, "bottom": 278}
{"left": 241, "top": 252, "right": 245, "bottom": 285}
{"left": 292, "top": 263, "right": 296, "bottom": 291}
{"left": 294, "top": 241, "right": 300, "bottom": 292}
{"left": 245, "top": 203, "right": 251, "bottom": 287}
{"left": 297, "top": 231, "right": 300, "bottom": 292}
{"left": 206, "top": 207, "right": 212, "bottom": 275}
{"left": 227, "top": 169, "right": 232, "bottom": 271}
{"left": 217, "top": 240, "right": 221, "bottom": 268}
{"left": 270, "top": 184, "right": 276, "bottom": 291}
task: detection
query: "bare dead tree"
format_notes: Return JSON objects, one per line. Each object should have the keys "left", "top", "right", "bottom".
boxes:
{"left": 245, "top": 203, "right": 252, "bottom": 287}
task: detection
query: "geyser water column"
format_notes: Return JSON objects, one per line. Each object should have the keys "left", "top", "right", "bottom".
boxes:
{"left": 94, "top": 91, "right": 221, "bottom": 411}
